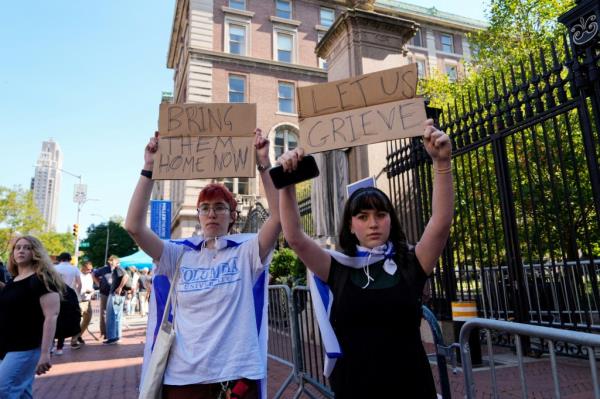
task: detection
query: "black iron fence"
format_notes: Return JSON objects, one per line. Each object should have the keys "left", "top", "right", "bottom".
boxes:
{"left": 385, "top": 3, "right": 600, "bottom": 342}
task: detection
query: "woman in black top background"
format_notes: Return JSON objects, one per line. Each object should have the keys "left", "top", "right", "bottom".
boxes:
{"left": 278, "top": 119, "right": 454, "bottom": 398}
{"left": 0, "top": 235, "right": 64, "bottom": 398}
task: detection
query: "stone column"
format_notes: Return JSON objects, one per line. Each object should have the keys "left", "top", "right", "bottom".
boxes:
{"left": 311, "top": 6, "right": 417, "bottom": 245}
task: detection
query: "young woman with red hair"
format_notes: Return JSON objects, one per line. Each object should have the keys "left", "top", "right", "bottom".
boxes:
{"left": 126, "top": 129, "right": 280, "bottom": 399}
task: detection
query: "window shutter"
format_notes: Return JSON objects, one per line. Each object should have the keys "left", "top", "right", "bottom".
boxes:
{"left": 434, "top": 31, "right": 442, "bottom": 51}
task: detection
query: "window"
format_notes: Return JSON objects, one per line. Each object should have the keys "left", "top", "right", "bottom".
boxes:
{"left": 411, "top": 29, "right": 423, "bottom": 47}
{"left": 276, "top": 32, "right": 293, "bottom": 63}
{"left": 276, "top": 0, "right": 291, "bottom": 19}
{"left": 220, "top": 177, "right": 249, "bottom": 195}
{"left": 229, "top": 0, "right": 245, "bottom": 10}
{"left": 440, "top": 33, "right": 454, "bottom": 53}
{"left": 416, "top": 59, "right": 426, "bottom": 79}
{"left": 228, "top": 75, "right": 246, "bottom": 103}
{"left": 274, "top": 126, "right": 298, "bottom": 159}
{"left": 445, "top": 64, "right": 457, "bottom": 82}
{"left": 237, "top": 178, "right": 249, "bottom": 195}
{"left": 228, "top": 24, "right": 246, "bottom": 55}
{"left": 317, "top": 32, "right": 327, "bottom": 69}
{"left": 278, "top": 82, "right": 295, "bottom": 113}
{"left": 320, "top": 7, "right": 335, "bottom": 27}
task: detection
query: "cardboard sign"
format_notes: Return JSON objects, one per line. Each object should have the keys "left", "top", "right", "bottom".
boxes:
{"left": 159, "top": 102, "right": 256, "bottom": 137}
{"left": 299, "top": 97, "right": 426, "bottom": 154}
{"left": 152, "top": 136, "right": 256, "bottom": 180}
{"left": 297, "top": 64, "right": 417, "bottom": 119}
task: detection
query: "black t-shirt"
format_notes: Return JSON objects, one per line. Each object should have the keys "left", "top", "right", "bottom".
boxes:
{"left": 110, "top": 267, "right": 126, "bottom": 294}
{"left": 138, "top": 274, "right": 150, "bottom": 292}
{"left": 94, "top": 265, "right": 113, "bottom": 296}
{"left": 326, "top": 249, "right": 437, "bottom": 399}
{"left": 0, "top": 274, "right": 56, "bottom": 358}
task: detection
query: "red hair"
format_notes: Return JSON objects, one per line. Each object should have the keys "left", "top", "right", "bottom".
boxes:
{"left": 196, "top": 183, "right": 237, "bottom": 213}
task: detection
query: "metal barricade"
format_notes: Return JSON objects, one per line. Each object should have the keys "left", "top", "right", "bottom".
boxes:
{"left": 291, "top": 286, "right": 334, "bottom": 399}
{"left": 422, "top": 305, "right": 455, "bottom": 399}
{"left": 267, "top": 285, "right": 300, "bottom": 399}
{"left": 459, "top": 318, "right": 600, "bottom": 399}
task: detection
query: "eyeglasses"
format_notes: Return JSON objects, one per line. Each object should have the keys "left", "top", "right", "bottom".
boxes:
{"left": 197, "top": 204, "right": 230, "bottom": 216}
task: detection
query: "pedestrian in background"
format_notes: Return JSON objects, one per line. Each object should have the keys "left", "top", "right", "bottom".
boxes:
{"left": 0, "top": 260, "right": 11, "bottom": 286}
{"left": 277, "top": 120, "right": 454, "bottom": 398}
{"left": 103, "top": 258, "right": 128, "bottom": 345}
{"left": 92, "top": 255, "right": 119, "bottom": 339}
{"left": 71, "top": 261, "right": 94, "bottom": 349}
{"left": 137, "top": 268, "right": 151, "bottom": 317}
{"left": 53, "top": 252, "right": 82, "bottom": 355}
{"left": 0, "top": 236, "right": 64, "bottom": 398}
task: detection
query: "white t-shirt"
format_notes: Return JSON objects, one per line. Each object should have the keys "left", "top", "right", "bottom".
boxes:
{"left": 55, "top": 262, "right": 82, "bottom": 291}
{"left": 156, "top": 234, "right": 271, "bottom": 385}
{"left": 80, "top": 272, "right": 94, "bottom": 301}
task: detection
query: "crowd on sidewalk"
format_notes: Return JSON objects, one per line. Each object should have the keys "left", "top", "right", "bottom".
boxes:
{"left": 0, "top": 239, "right": 151, "bottom": 398}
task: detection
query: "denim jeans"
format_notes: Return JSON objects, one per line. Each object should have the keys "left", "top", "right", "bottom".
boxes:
{"left": 106, "top": 294, "right": 124, "bottom": 340}
{"left": 0, "top": 347, "right": 41, "bottom": 399}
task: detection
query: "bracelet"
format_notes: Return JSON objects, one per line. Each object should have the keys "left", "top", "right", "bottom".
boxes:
{"left": 141, "top": 169, "right": 153, "bottom": 179}
{"left": 257, "top": 162, "right": 271, "bottom": 172}
{"left": 433, "top": 165, "right": 452, "bottom": 174}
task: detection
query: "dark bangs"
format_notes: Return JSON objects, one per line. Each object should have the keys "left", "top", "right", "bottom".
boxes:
{"left": 347, "top": 188, "right": 394, "bottom": 216}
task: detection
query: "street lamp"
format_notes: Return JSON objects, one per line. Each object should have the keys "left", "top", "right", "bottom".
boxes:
{"left": 91, "top": 214, "right": 110, "bottom": 267}
{"left": 39, "top": 165, "right": 92, "bottom": 265}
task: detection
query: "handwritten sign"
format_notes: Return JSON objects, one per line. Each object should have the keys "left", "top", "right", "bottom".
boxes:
{"left": 299, "top": 97, "right": 426, "bottom": 154}
{"left": 155, "top": 102, "right": 256, "bottom": 180}
{"left": 297, "top": 64, "right": 418, "bottom": 119}
{"left": 158, "top": 103, "right": 256, "bottom": 137}
{"left": 152, "top": 136, "right": 255, "bottom": 180}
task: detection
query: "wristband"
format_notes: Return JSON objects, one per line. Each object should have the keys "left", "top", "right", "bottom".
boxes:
{"left": 141, "top": 169, "right": 153, "bottom": 179}
{"left": 257, "top": 162, "right": 271, "bottom": 173}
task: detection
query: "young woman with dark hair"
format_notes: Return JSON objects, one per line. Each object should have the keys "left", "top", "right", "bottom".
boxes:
{"left": 277, "top": 119, "right": 454, "bottom": 398}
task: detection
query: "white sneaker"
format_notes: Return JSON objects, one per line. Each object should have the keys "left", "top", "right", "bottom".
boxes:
{"left": 55, "top": 349, "right": 63, "bottom": 355}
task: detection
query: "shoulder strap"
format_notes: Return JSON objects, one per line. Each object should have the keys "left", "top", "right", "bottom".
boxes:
{"left": 158, "top": 251, "right": 186, "bottom": 328}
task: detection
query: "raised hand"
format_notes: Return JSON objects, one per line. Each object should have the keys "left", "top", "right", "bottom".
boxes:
{"left": 254, "top": 128, "right": 271, "bottom": 168}
{"left": 422, "top": 119, "right": 451, "bottom": 163}
{"left": 276, "top": 147, "right": 305, "bottom": 172}
{"left": 144, "top": 131, "right": 159, "bottom": 169}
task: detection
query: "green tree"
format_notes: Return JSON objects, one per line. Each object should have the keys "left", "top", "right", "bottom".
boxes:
{"left": 410, "top": 0, "right": 598, "bottom": 300}
{"left": 84, "top": 218, "right": 137, "bottom": 268}
{"left": 38, "top": 231, "right": 76, "bottom": 258}
{"left": 0, "top": 186, "right": 45, "bottom": 260}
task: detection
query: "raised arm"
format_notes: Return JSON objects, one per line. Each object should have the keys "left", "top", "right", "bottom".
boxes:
{"left": 278, "top": 149, "right": 331, "bottom": 282}
{"left": 125, "top": 132, "right": 164, "bottom": 261}
{"left": 255, "top": 129, "right": 281, "bottom": 262}
{"left": 415, "top": 119, "right": 454, "bottom": 275}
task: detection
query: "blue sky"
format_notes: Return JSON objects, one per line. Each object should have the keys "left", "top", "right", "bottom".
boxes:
{"left": 0, "top": 0, "right": 487, "bottom": 237}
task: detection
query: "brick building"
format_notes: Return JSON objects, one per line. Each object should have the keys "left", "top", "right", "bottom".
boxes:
{"left": 154, "top": 0, "right": 486, "bottom": 238}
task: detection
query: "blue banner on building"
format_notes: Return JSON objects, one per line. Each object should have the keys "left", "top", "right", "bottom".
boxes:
{"left": 150, "top": 200, "right": 172, "bottom": 239}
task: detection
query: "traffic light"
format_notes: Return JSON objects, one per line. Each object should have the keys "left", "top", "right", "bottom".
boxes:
{"left": 72, "top": 224, "right": 79, "bottom": 236}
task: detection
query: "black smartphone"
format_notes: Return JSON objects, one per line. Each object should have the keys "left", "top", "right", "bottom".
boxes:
{"left": 269, "top": 155, "right": 320, "bottom": 189}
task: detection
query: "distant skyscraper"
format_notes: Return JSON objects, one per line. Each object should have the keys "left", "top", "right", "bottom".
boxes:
{"left": 32, "top": 139, "right": 62, "bottom": 231}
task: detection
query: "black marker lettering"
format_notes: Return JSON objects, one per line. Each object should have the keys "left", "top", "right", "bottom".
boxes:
{"left": 336, "top": 82, "right": 355, "bottom": 110}
{"left": 401, "top": 71, "right": 417, "bottom": 98}
{"left": 168, "top": 106, "right": 183, "bottom": 132}
{"left": 307, "top": 121, "right": 327, "bottom": 147}
{"left": 360, "top": 111, "right": 376, "bottom": 136}
{"left": 349, "top": 76, "right": 369, "bottom": 106}
{"left": 311, "top": 88, "right": 337, "bottom": 114}
{"left": 380, "top": 71, "right": 400, "bottom": 96}
{"left": 331, "top": 117, "right": 347, "bottom": 143}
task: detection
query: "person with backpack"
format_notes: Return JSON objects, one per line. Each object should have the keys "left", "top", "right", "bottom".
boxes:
{"left": 53, "top": 252, "right": 82, "bottom": 355}
{"left": 277, "top": 119, "right": 454, "bottom": 398}
{"left": 0, "top": 236, "right": 64, "bottom": 398}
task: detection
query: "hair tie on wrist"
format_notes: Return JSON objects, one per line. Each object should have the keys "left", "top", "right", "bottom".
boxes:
{"left": 141, "top": 169, "right": 153, "bottom": 179}
{"left": 433, "top": 165, "right": 452, "bottom": 174}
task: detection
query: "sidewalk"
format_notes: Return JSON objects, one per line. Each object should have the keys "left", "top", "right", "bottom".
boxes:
{"left": 33, "top": 316, "right": 598, "bottom": 398}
